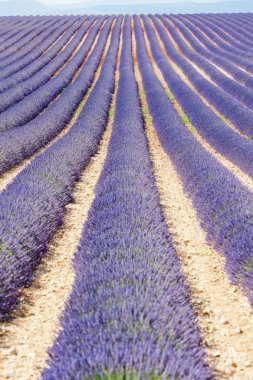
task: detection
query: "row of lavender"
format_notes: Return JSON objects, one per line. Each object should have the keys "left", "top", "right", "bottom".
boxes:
{"left": 0, "top": 17, "right": 113, "bottom": 175}
{"left": 0, "top": 15, "right": 99, "bottom": 136}
{"left": 0, "top": 17, "right": 84, "bottom": 92}
{"left": 0, "top": 15, "right": 210, "bottom": 378}
{"left": 0, "top": 17, "right": 102, "bottom": 131}
{"left": 177, "top": 14, "right": 253, "bottom": 65}
{"left": 2, "top": 12, "right": 252, "bottom": 180}
{"left": 163, "top": 16, "right": 253, "bottom": 111}
{"left": 0, "top": 15, "right": 115, "bottom": 317}
{"left": 42, "top": 16, "right": 209, "bottom": 379}
{"left": 0, "top": 17, "right": 50, "bottom": 57}
{"left": 153, "top": 15, "right": 253, "bottom": 141}
{"left": 165, "top": 13, "right": 253, "bottom": 136}
{"left": 184, "top": 13, "right": 253, "bottom": 58}
{"left": 135, "top": 16, "right": 253, "bottom": 302}
{"left": 0, "top": 16, "right": 76, "bottom": 65}
{"left": 0, "top": 13, "right": 253, "bottom": 377}
{"left": 144, "top": 16, "right": 253, "bottom": 181}
{"left": 0, "top": 14, "right": 252, "bottom": 312}
{"left": 0, "top": 16, "right": 113, "bottom": 174}
{"left": 171, "top": 15, "right": 253, "bottom": 85}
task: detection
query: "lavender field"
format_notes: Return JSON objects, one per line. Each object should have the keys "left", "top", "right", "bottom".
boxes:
{"left": 1, "top": 12, "right": 253, "bottom": 380}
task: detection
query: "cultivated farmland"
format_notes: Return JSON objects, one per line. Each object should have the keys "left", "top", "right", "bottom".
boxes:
{"left": 0, "top": 12, "right": 253, "bottom": 379}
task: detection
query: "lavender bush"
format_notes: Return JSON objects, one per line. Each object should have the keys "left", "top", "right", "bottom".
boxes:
{"left": 42, "top": 16, "right": 209, "bottom": 380}
{"left": 135, "top": 14, "right": 253, "bottom": 305}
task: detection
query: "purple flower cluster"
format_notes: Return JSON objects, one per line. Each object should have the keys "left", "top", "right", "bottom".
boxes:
{"left": 42, "top": 16, "right": 209, "bottom": 380}
{"left": 0, "top": 17, "right": 65, "bottom": 72}
{"left": 0, "top": 17, "right": 83, "bottom": 90}
{"left": 1, "top": 12, "right": 253, "bottom": 376}
{"left": 220, "top": 13, "right": 253, "bottom": 35}
{"left": 0, "top": 17, "right": 62, "bottom": 65}
{"left": 189, "top": 14, "right": 253, "bottom": 56}
{"left": 155, "top": 15, "right": 253, "bottom": 141}
{"left": 0, "top": 17, "right": 109, "bottom": 132}
{"left": 0, "top": 18, "right": 40, "bottom": 49}
{"left": 162, "top": 15, "right": 253, "bottom": 111}
{"left": 0, "top": 15, "right": 120, "bottom": 320}
{"left": 141, "top": 15, "right": 253, "bottom": 181}
{"left": 196, "top": 13, "right": 253, "bottom": 52}
{"left": 134, "top": 15, "right": 253, "bottom": 305}
{"left": 179, "top": 14, "right": 253, "bottom": 74}
{"left": 0, "top": 16, "right": 50, "bottom": 46}
{"left": 0, "top": 17, "right": 91, "bottom": 111}
{"left": 0, "top": 17, "right": 114, "bottom": 175}
{"left": 170, "top": 15, "right": 253, "bottom": 90}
